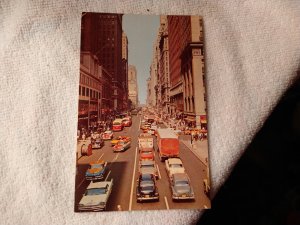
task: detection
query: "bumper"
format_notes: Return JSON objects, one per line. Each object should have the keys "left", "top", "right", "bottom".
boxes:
{"left": 172, "top": 195, "right": 195, "bottom": 200}
{"left": 85, "top": 174, "right": 104, "bottom": 180}
{"left": 113, "top": 148, "right": 125, "bottom": 152}
{"left": 137, "top": 195, "right": 159, "bottom": 201}
{"left": 78, "top": 205, "right": 105, "bottom": 212}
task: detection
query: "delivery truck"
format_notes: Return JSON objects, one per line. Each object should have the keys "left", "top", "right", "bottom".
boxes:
{"left": 138, "top": 133, "right": 154, "bottom": 152}
{"left": 156, "top": 128, "right": 179, "bottom": 161}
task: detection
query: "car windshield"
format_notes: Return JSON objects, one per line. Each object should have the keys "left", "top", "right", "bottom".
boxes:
{"left": 141, "top": 164, "right": 154, "bottom": 168}
{"left": 113, "top": 122, "right": 121, "bottom": 125}
{"left": 170, "top": 164, "right": 183, "bottom": 168}
{"left": 85, "top": 188, "right": 106, "bottom": 195}
{"left": 91, "top": 164, "right": 103, "bottom": 169}
{"left": 104, "top": 131, "right": 111, "bottom": 134}
{"left": 140, "top": 181, "right": 154, "bottom": 191}
{"left": 175, "top": 180, "right": 189, "bottom": 186}
{"left": 142, "top": 152, "right": 152, "bottom": 155}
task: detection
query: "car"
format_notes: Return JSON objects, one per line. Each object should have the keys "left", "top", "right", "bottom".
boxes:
{"left": 165, "top": 158, "right": 185, "bottom": 178}
{"left": 136, "top": 174, "right": 159, "bottom": 202}
{"left": 85, "top": 160, "right": 108, "bottom": 181}
{"left": 110, "top": 136, "right": 131, "bottom": 146}
{"left": 78, "top": 179, "right": 113, "bottom": 211}
{"left": 170, "top": 173, "right": 195, "bottom": 200}
{"left": 91, "top": 136, "right": 104, "bottom": 149}
{"left": 138, "top": 160, "right": 158, "bottom": 179}
{"left": 131, "top": 109, "right": 138, "bottom": 115}
{"left": 122, "top": 117, "right": 132, "bottom": 127}
{"left": 113, "top": 139, "right": 131, "bottom": 152}
{"left": 139, "top": 149, "right": 155, "bottom": 161}
{"left": 112, "top": 119, "right": 123, "bottom": 131}
{"left": 102, "top": 130, "right": 113, "bottom": 140}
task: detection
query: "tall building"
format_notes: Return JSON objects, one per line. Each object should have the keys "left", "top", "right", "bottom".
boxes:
{"left": 122, "top": 32, "right": 129, "bottom": 110}
{"left": 128, "top": 65, "right": 138, "bottom": 108}
{"left": 167, "top": 16, "right": 187, "bottom": 116}
{"left": 158, "top": 15, "right": 170, "bottom": 115}
{"left": 79, "top": 12, "right": 128, "bottom": 128}
{"left": 167, "top": 15, "right": 206, "bottom": 128}
{"left": 82, "top": 13, "right": 126, "bottom": 111}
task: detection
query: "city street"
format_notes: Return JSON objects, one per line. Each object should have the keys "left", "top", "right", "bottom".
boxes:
{"left": 75, "top": 115, "right": 210, "bottom": 211}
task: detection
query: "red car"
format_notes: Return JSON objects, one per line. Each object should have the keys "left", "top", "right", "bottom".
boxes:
{"left": 112, "top": 119, "right": 123, "bottom": 132}
{"left": 139, "top": 148, "right": 155, "bottom": 161}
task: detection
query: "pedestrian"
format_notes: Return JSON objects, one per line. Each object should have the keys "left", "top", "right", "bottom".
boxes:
{"left": 190, "top": 133, "right": 193, "bottom": 145}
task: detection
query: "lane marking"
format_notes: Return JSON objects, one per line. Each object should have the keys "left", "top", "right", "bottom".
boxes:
{"left": 76, "top": 178, "right": 86, "bottom": 190}
{"left": 112, "top": 153, "right": 119, "bottom": 162}
{"left": 129, "top": 147, "right": 138, "bottom": 211}
{"left": 97, "top": 153, "right": 104, "bottom": 161}
{"left": 156, "top": 164, "right": 161, "bottom": 179}
{"left": 164, "top": 196, "right": 170, "bottom": 210}
{"left": 105, "top": 170, "right": 111, "bottom": 181}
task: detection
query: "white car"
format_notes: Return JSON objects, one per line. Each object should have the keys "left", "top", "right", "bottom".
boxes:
{"left": 102, "top": 130, "right": 113, "bottom": 140}
{"left": 78, "top": 179, "right": 113, "bottom": 211}
{"left": 165, "top": 158, "right": 185, "bottom": 178}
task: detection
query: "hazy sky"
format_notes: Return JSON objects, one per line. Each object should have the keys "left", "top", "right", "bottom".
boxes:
{"left": 123, "top": 15, "right": 160, "bottom": 104}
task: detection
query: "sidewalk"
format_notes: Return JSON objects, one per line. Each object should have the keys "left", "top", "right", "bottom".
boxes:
{"left": 181, "top": 138, "right": 209, "bottom": 167}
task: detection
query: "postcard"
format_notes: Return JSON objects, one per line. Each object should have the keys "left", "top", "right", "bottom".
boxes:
{"left": 75, "top": 12, "right": 211, "bottom": 212}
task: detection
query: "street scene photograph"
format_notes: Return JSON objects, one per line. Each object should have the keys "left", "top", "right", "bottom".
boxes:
{"left": 75, "top": 12, "right": 210, "bottom": 212}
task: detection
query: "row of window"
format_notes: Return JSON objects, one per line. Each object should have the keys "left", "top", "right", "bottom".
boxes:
{"left": 80, "top": 73, "right": 101, "bottom": 90}
{"left": 79, "top": 85, "right": 101, "bottom": 99}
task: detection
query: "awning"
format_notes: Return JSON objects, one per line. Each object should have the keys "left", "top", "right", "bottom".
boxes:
{"left": 184, "top": 117, "right": 195, "bottom": 122}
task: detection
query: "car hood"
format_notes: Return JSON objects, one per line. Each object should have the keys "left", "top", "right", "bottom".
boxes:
{"left": 79, "top": 194, "right": 106, "bottom": 206}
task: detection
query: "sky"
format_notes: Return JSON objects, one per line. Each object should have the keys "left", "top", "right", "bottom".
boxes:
{"left": 123, "top": 15, "right": 160, "bottom": 105}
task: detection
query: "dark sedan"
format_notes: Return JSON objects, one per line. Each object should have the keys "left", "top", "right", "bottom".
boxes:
{"left": 136, "top": 174, "right": 159, "bottom": 202}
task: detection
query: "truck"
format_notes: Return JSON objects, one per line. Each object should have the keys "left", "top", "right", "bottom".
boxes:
{"left": 156, "top": 128, "right": 179, "bottom": 161}
{"left": 138, "top": 133, "right": 154, "bottom": 152}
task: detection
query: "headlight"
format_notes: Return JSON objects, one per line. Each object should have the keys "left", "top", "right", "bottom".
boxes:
{"left": 154, "top": 192, "right": 159, "bottom": 196}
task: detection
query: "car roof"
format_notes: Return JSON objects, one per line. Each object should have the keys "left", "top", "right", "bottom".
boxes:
{"left": 140, "top": 173, "right": 154, "bottom": 180}
{"left": 173, "top": 173, "right": 189, "bottom": 181}
{"left": 168, "top": 158, "right": 183, "bottom": 164}
{"left": 104, "top": 130, "right": 112, "bottom": 133}
{"left": 140, "top": 160, "right": 155, "bottom": 165}
{"left": 157, "top": 128, "right": 178, "bottom": 139}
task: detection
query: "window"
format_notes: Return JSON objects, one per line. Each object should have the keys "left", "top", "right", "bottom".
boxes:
{"left": 79, "top": 86, "right": 81, "bottom": 95}
{"left": 90, "top": 89, "right": 92, "bottom": 97}
{"left": 86, "top": 88, "right": 89, "bottom": 97}
{"left": 82, "top": 87, "right": 85, "bottom": 96}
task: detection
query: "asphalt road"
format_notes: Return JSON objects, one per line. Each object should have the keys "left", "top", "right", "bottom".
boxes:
{"left": 74, "top": 115, "right": 211, "bottom": 212}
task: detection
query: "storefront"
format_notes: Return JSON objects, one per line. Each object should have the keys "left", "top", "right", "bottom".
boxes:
{"left": 78, "top": 100, "right": 89, "bottom": 130}
{"left": 200, "top": 115, "right": 207, "bottom": 130}
{"left": 184, "top": 115, "right": 196, "bottom": 128}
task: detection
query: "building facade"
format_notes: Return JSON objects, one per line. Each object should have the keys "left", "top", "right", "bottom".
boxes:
{"left": 128, "top": 65, "right": 139, "bottom": 108}
{"left": 167, "top": 15, "right": 206, "bottom": 128}
{"left": 122, "top": 32, "right": 129, "bottom": 110}
{"left": 158, "top": 15, "right": 170, "bottom": 115}
{"left": 79, "top": 12, "right": 128, "bottom": 129}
